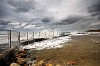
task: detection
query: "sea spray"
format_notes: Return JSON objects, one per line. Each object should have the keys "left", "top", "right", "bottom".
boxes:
{"left": 20, "top": 36, "right": 71, "bottom": 50}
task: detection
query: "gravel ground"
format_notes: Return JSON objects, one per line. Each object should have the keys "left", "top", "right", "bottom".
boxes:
{"left": 29, "top": 35, "right": 100, "bottom": 66}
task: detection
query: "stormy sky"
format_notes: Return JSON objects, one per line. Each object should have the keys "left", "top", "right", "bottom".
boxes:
{"left": 0, "top": 0, "right": 100, "bottom": 32}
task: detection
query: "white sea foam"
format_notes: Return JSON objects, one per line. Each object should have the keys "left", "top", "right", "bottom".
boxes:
{"left": 20, "top": 36, "right": 71, "bottom": 50}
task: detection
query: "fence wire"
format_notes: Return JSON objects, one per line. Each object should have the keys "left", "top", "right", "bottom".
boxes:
{"left": 0, "top": 30, "right": 61, "bottom": 51}
{"left": 0, "top": 30, "right": 9, "bottom": 50}
{"left": 10, "top": 31, "right": 19, "bottom": 47}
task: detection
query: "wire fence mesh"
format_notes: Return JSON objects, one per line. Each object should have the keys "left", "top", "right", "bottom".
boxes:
{"left": 0, "top": 30, "right": 61, "bottom": 51}
{"left": 10, "top": 31, "right": 19, "bottom": 47}
{"left": 0, "top": 30, "right": 9, "bottom": 50}
{"left": 20, "top": 32, "right": 28, "bottom": 42}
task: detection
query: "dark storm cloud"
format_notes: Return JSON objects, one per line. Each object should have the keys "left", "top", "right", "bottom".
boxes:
{"left": 0, "top": 0, "right": 99, "bottom": 32}
{"left": 0, "top": 20, "right": 11, "bottom": 25}
{"left": 0, "top": 0, "right": 11, "bottom": 18}
{"left": 41, "top": 17, "right": 53, "bottom": 23}
{"left": 0, "top": 20, "right": 11, "bottom": 29}
{"left": 55, "top": 15, "right": 84, "bottom": 25}
{"left": 8, "top": 0, "right": 36, "bottom": 13}
{"left": 0, "top": 28, "right": 9, "bottom": 31}
{"left": 88, "top": 2, "right": 100, "bottom": 12}
{"left": 88, "top": 0, "right": 100, "bottom": 20}
{"left": 0, "top": 1, "right": 6, "bottom": 17}
{"left": 93, "top": 24, "right": 100, "bottom": 29}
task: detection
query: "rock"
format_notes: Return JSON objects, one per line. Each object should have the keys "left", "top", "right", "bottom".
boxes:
{"left": 66, "top": 60, "right": 77, "bottom": 65}
{"left": 55, "top": 64, "right": 61, "bottom": 66}
{"left": 34, "top": 60, "right": 45, "bottom": 66}
{"left": 28, "top": 61, "right": 33, "bottom": 66}
{"left": 16, "top": 57, "right": 26, "bottom": 65}
{"left": 23, "top": 63, "right": 28, "bottom": 66}
{"left": 16, "top": 52, "right": 27, "bottom": 58}
{"left": 46, "top": 63, "right": 53, "bottom": 66}
{"left": 16, "top": 54, "right": 21, "bottom": 58}
{"left": 10, "top": 63, "right": 20, "bottom": 66}
{"left": 38, "top": 60, "right": 44, "bottom": 65}
{"left": 18, "top": 50, "right": 26, "bottom": 53}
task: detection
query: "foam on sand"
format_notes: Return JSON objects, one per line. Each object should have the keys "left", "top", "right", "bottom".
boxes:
{"left": 20, "top": 36, "right": 71, "bottom": 50}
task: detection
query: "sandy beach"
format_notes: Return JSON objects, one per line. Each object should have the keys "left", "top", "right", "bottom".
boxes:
{"left": 28, "top": 35, "right": 100, "bottom": 66}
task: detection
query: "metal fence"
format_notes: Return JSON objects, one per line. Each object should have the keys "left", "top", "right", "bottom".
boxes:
{"left": 0, "top": 30, "right": 19, "bottom": 49}
{"left": 0, "top": 30, "right": 61, "bottom": 50}
{"left": 0, "top": 30, "right": 9, "bottom": 49}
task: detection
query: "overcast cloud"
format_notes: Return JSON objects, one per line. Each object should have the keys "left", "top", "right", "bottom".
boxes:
{"left": 0, "top": 0, "right": 100, "bottom": 32}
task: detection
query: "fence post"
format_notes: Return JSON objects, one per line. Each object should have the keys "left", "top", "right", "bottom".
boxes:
{"left": 44, "top": 32, "right": 46, "bottom": 38}
{"left": 33, "top": 32, "right": 34, "bottom": 40}
{"left": 9, "top": 30, "right": 11, "bottom": 48}
{"left": 38, "top": 32, "right": 40, "bottom": 38}
{"left": 27, "top": 32, "right": 28, "bottom": 41}
{"left": 53, "top": 32, "right": 54, "bottom": 37}
{"left": 8, "top": 31, "right": 9, "bottom": 45}
{"left": 18, "top": 31, "right": 20, "bottom": 45}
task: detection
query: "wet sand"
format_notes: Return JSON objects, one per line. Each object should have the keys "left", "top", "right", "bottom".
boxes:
{"left": 29, "top": 35, "right": 100, "bottom": 66}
